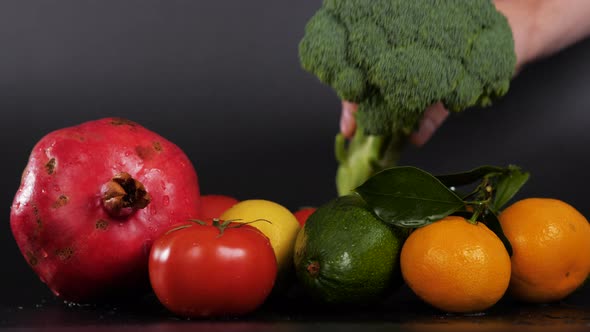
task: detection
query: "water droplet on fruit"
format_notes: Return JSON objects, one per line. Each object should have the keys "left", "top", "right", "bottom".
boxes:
{"left": 41, "top": 250, "right": 48, "bottom": 258}
{"left": 14, "top": 202, "right": 20, "bottom": 209}
{"left": 41, "top": 189, "right": 46, "bottom": 194}
{"left": 124, "top": 151, "right": 131, "bottom": 157}
{"left": 51, "top": 289, "right": 60, "bottom": 297}
{"left": 162, "top": 195, "right": 170, "bottom": 206}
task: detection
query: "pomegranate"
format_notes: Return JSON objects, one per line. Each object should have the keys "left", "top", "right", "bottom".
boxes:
{"left": 10, "top": 117, "right": 201, "bottom": 302}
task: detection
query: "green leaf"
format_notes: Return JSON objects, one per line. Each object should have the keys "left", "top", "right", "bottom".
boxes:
{"left": 435, "top": 165, "right": 505, "bottom": 187}
{"left": 355, "top": 166, "right": 464, "bottom": 228}
{"left": 481, "top": 211, "right": 513, "bottom": 256}
{"left": 491, "top": 165, "right": 530, "bottom": 213}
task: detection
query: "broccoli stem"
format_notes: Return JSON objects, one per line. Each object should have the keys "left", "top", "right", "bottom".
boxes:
{"left": 335, "top": 124, "right": 406, "bottom": 196}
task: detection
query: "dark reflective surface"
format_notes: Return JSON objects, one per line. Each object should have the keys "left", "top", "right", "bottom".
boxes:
{"left": 2, "top": 285, "right": 590, "bottom": 331}
{"left": 2, "top": 1, "right": 590, "bottom": 331}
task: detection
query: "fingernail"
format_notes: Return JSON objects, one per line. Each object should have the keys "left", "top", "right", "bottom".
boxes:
{"left": 410, "top": 118, "right": 435, "bottom": 147}
{"left": 340, "top": 108, "right": 352, "bottom": 137}
{"left": 421, "top": 117, "right": 436, "bottom": 134}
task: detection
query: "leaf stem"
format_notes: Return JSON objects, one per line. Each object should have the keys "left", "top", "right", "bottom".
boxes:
{"left": 469, "top": 209, "right": 481, "bottom": 224}
{"left": 463, "top": 199, "right": 489, "bottom": 206}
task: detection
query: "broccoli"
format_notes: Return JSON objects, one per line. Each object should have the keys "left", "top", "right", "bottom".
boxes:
{"left": 299, "top": 0, "right": 516, "bottom": 196}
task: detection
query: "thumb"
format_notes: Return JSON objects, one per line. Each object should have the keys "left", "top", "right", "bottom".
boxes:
{"left": 340, "top": 101, "right": 358, "bottom": 139}
{"left": 409, "top": 103, "right": 449, "bottom": 147}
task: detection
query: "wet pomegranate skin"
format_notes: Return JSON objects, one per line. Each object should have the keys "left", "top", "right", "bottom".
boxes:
{"left": 10, "top": 117, "right": 201, "bottom": 302}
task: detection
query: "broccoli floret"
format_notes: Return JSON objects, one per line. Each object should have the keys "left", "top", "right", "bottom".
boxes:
{"left": 299, "top": 0, "right": 516, "bottom": 195}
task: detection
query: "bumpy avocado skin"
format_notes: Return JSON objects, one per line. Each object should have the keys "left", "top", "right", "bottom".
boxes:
{"left": 294, "top": 195, "right": 407, "bottom": 305}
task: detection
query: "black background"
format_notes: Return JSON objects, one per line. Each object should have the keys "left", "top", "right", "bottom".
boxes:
{"left": 1, "top": 0, "right": 589, "bottom": 316}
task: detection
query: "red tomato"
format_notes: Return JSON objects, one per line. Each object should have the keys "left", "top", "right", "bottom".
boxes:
{"left": 293, "top": 207, "right": 317, "bottom": 226}
{"left": 148, "top": 220, "right": 277, "bottom": 317}
{"left": 200, "top": 194, "right": 239, "bottom": 220}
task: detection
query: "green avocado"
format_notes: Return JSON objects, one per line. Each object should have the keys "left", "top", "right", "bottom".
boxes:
{"left": 294, "top": 194, "right": 407, "bottom": 305}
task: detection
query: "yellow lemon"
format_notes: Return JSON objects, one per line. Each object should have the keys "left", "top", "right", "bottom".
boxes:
{"left": 220, "top": 199, "right": 301, "bottom": 272}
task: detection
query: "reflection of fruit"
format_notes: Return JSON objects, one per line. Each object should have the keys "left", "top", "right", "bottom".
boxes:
{"left": 220, "top": 199, "right": 300, "bottom": 272}
{"left": 499, "top": 198, "right": 590, "bottom": 303}
{"left": 294, "top": 195, "right": 405, "bottom": 305}
{"left": 200, "top": 194, "right": 238, "bottom": 220}
{"left": 401, "top": 216, "right": 511, "bottom": 313}
{"left": 293, "top": 207, "right": 316, "bottom": 226}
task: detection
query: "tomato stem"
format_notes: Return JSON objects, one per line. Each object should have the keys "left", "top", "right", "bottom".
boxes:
{"left": 165, "top": 224, "right": 193, "bottom": 235}
{"left": 188, "top": 218, "right": 271, "bottom": 237}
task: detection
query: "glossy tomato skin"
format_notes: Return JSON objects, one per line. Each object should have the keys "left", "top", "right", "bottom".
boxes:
{"left": 149, "top": 221, "right": 277, "bottom": 317}
{"left": 293, "top": 207, "right": 317, "bottom": 226}
{"left": 200, "top": 195, "right": 239, "bottom": 220}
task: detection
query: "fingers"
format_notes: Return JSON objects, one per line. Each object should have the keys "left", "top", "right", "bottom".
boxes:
{"left": 340, "top": 101, "right": 358, "bottom": 138}
{"left": 409, "top": 103, "right": 449, "bottom": 147}
{"left": 340, "top": 100, "right": 448, "bottom": 147}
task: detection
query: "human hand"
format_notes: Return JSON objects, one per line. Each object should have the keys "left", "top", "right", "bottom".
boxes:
{"left": 340, "top": 101, "right": 449, "bottom": 147}
{"left": 341, "top": 0, "right": 590, "bottom": 145}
